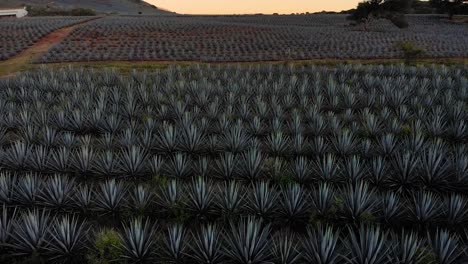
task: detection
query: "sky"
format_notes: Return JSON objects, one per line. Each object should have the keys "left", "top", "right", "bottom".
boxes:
{"left": 149, "top": 0, "right": 360, "bottom": 15}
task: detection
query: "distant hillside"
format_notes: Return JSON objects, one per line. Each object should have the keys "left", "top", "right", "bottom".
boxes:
{"left": 0, "top": 0, "right": 174, "bottom": 15}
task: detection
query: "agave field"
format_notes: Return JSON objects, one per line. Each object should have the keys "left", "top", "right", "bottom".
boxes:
{"left": 0, "top": 65, "right": 468, "bottom": 264}
{"left": 0, "top": 63, "right": 467, "bottom": 263}
{"left": 38, "top": 15, "right": 468, "bottom": 63}
{"left": 0, "top": 17, "right": 94, "bottom": 61}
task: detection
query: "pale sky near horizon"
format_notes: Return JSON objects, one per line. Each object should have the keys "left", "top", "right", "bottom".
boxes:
{"left": 149, "top": 0, "right": 360, "bottom": 15}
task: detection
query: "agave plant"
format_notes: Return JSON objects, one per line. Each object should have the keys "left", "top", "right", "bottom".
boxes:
{"left": 186, "top": 177, "right": 215, "bottom": 218}
{"left": 0, "top": 205, "right": 16, "bottom": 245}
{"left": 119, "top": 218, "right": 157, "bottom": 264}
{"left": 216, "top": 181, "right": 244, "bottom": 216}
{"left": 189, "top": 224, "right": 223, "bottom": 264}
{"left": 130, "top": 184, "right": 153, "bottom": 213}
{"left": 343, "top": 225, "right": 389, "bottom": 264}
{"left": 239, "top": 148, "right": 264, "bottom": 181}
{"left": 72, "top": 184, "right": 93, "bottom": 214}
{"left": 47, "top": 215, "right": 88, "bottom": 264}
{"left": 340, "top": 182, "right": 376, "bottom": 223}
{"left": 379, "top": 192, "right": 404, "bottom": 226}
{"left": 9, "top": 209, "right": 50, "bottom": 257}
{"left": 223, "top": 217, "right": 272, "bottom": 264}
{"left": 444, "top": 194, "right": 468, "bottom": 227}
{"left": 93, "top": 150, "right": 119, "bottom": 176}
{"left": 313, "top": 154, "right": 340, "bottom": 183}
{"left": 72, "top": 145, "right": 95, "bottom": 176}
{"left": 119, "top": 145, "right": 148, "bottom": 177}
{"left": 39, "top": 174, "right": 75, "bottom": 210}
{"left": 429, "top": 229, "right": 464, "bottom": 264}
{"left": 389, "top": 231, "right": 425, "bottom": 264}
{"left": 0, "top": 172, "right": 16, "bottom": 204}
{"left": 247, "top": 181, "right": 278, "bottom": 219}
{"left": 14, "top": 173, "right": 42, "bottom": 206}
{"left": 278, "top": 183, "right": 310, "bottom": 224}
{"left": 165, "top": 153, "right": 192, "bottom": 179}
{"left": 291, "top": 156, "right": 312, "bottom": 183}
{"left": 95, "top": 179, "right": 127, "bottom": 214}
{"left": 410, "top": 191, "right": 441, "bottom": 226}
{"left": 215, "top": 152, "right": 238, "bottom": 180}
{"left": 311, "top": 182, "right": 335, "bottom": 218}
{"left": 161, "top": 224, "right": 187, "bottom": 263}
{"left": 302, "top": 225, "right": 341, "bottom": 264}
{"left": 271, "top": 231, "right": 300, "bottom": 264}
{"left": 157, "top": 179, "right": 182, "bottom": 215}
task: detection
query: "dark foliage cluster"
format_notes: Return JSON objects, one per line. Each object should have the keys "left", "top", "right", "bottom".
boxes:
{"left": 0, "top": 64, "right": 467, "bottom": 263}
{"left": 0, "top": 17, "right": 94, "bottom": 61}
{"left": 38, "top": 15, "right": 468, "bottom": 63}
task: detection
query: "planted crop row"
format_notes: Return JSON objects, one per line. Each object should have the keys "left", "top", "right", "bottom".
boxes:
{"left": 0, "top": 63, "right": 467, "bottom": 263}
{"left": 39, "top": 15, "right": 468, "bottom": 63}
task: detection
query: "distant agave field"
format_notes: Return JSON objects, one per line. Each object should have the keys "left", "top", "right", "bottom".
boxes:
{"left": 39, "top": 15, "right": 468, "bottom": 63}
{"left": 0, "top": 63, "right": 467, "bottom": 263}
{"left": 0, "top": 17, "right": 94, "bottom": 61}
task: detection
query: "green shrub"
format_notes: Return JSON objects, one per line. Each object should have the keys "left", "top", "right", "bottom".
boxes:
{"left": 87, "top": 228, "right": 123, "bottom": 264}
{"left": 398, "top": 41, "right": 425, "bottom": 64}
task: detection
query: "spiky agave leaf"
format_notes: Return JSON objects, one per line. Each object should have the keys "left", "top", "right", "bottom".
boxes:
{"left": 343, "top": 225, "right": 389, "bottom": 264}
{"left": 15, "top": 173, "right": 42, "bottom": 206}
{"left": 410, "top": 191, "right": 441, "bottom": 225}
{"left": 215, "top": 152, "right": 238, "bottom": 180}
{"left": 0, "top": 172, "right": 16, "bottom": 204}
{"left": 314, "top": 154, "right": 341, "bottom": 183}
{"left": 444, "top": 193, "right": 468, "bottom": 227}
{"left": 271, "top": 231, "right": 300, "bottom": 264}
{"left": 223, "top": 217, "right": 272, "bottom": 264}
{"left": 247, "top": 181, "right": 278, "bottom": 219}
{"left": 93, "top": 150, "right": 119, "bottom": 176}
{"left": 291, "top": 156, "right": 312, "bottom": 183}
{"left": 311, "top": 182, "right": 335, "bottom": 218}
{"left": 429, "top": 229, "right": 464, "bottom": 264}
{"left": 156, "top": 179, "right": 182, "bottom": 214}
{"left": 119, "top": 218, "right": 157, "bottom": 264}
{"left": 0, "top": 205, "right": 16, "bottom": 244}
{"left": 95, "top": 179, "right": 127, "bottom": 214}
{"left": 9, "top": 209, "right": 50, "bottom": 257}
{"left": 186, "top": 177, "right": 215, "bottom": 218}
{"left": 130, "top": 184, "right": 153, "bottom": 213}
{"left": 216, "top": 181, "right": 244, "bottom": 216}
{"left": 47, "top": 215, "right": 88, "bottom": 264}
{"left": 72, "top": 184, "right": 93, "bottom": 214}
{"left": 389, "top": 231, "right": 425, "bottom": 264}
{"left": 40, "top": 174, "right": 75, "bottom": 210}
{"left": 379, "top": 192, "right": 404, "bottom": 226}
{"left": 302, "top": 225, "right": 340, "bottom": 264}
{"left": 161, "top": 224, "right": 187, "bottom": 263}
{"left": 189, "top": 224, "right": 223, "bottom": 264}
{"left": 119, "top": 145, "right": 148, "bottom": 177}
{"left": 340, "top": 181, "right": 376, "bottom": 223}
{"left": 165, "top": 153, "right": 192, "bottom": 179}
{"left": 278, "top": 183, "right": 310, "bottom": 224}
{"left": 239, "top": 148, "right": 264, "bottom": 181}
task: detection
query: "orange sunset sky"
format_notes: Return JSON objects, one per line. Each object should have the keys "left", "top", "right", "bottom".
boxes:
{"left": 149, "top": 0, "right": 360, "bottom": 15}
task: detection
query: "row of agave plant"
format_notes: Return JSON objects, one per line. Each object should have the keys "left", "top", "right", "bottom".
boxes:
{"left": 0, "top": 208, "right": 466, "bottom": 264}
{"left": 0, "top": 140, "right": 466, "bottom": 192}
{"left": 0, "top": 63, "right": 466, "bottom": 263}
{"left": 2, "top": 172, "right": 468, "bottom": 229}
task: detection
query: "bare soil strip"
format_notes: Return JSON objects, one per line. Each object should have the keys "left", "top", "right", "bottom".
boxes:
{"left": 0, "top": 17, "right": 100, "bottom": 78}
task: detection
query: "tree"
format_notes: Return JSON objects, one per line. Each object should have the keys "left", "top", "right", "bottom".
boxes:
{"left": 347, "top": 0, "right": 413, "bottom": 29}
{"left": 430, "top": 0, "right": 468, "bottom": 19}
